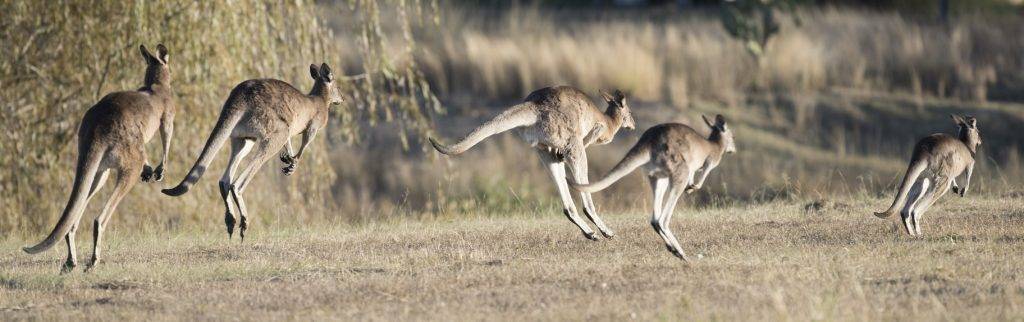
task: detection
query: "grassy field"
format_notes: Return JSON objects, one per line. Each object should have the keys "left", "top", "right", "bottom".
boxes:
{"left": 3, "top": 195, "right": 1024, "bottom": 320}
{"left": 4, "top": 2, "right": 1024, "bottom": 320}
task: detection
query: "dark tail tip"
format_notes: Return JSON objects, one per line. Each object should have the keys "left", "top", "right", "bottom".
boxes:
{"left": 428, "top": 137, "right": 451, "bottom": 155}
{"left": 23, "top": 245, "right": 47, "bottom": 254}
{"left": 874, "top": 210, "right": 894, "bottom": 219}
{"left": 162, "top": 185, "right": 189, "bottom": 197}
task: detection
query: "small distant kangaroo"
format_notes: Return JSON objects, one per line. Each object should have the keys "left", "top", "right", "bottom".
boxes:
{"left": 571, "top": 115, "right": 736, "bottom": 259}
{"left": 23, "top": 44, "right": 176, "bottom": 273}
{"left": 161, "top": 63, "right": 342, "bottom": 240}
{"left": 429, "top": 86, "right": 635, "bottom": 240}
{"left": 874, "top": 114, "right": 981, "bottom": 236}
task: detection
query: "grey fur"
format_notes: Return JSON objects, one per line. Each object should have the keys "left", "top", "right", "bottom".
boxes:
{"left": 162, "top": 63, "right": 343, "bottom": 240}
{"left": 874, "top": 114, "right": 981, "bottom": 236}
{"left": 571, "top": 115, "right": 736, "bottom": 259}
{"left": 23, "top": 44, "right": 177, "bottom": 274}
{"left": 430, "top": 86, "right": 635, "bottom": 239}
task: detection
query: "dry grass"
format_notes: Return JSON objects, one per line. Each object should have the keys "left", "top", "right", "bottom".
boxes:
{"left": 416, "top": 7, "right": 1024, "bottom": 105}
{"left": 3, "top": 195, "right": 1024, "bottom": 320}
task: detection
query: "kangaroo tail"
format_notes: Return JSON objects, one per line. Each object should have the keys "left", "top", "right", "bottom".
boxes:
{"left": 162, "top": 106, "right": 243, "bottom": 196}
{"left": 570, "top": 145, "right": 650, "bottom": 193}
{"left": 23, "top": 145, "right": 105, "bottom": 254}
{"left": 429, "top": 103, "right": 537, "bottom": 155}
{"left": 875, "top": 159, "right": 928, "bottom": 218}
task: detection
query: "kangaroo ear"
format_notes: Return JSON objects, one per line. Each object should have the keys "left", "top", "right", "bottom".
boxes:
{"left": 155, "top": 44, "right": 169, "bottom": 64}
{"left": 715, "top": 114, "right": 728, "bottom": 130}
{"left": 613, "top": 89, "right": 625, "bottom": 102}
{"left": 319, "top": 63, "right": 334, "bottom": 82}
{"left": 950, "top": 114, "right": 965, "bottom": 126}
{"left": 600, "top": 89, "right": 615, "bottom": 104}
{"left": 966, "top": 115, "right": 977, "bottom": 128}
{"left": 310, "top": 64, "right": 321, "bottom": 81}
{"left": 140, "top": 45, "right": 158, "bottom": 65}
{"left": 702, "top": 115, "right": 715, "bottom": 130}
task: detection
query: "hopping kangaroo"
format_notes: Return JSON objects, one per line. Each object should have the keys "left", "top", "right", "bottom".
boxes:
{"left": 23, "top": 45, "right": 176, "bottom": 273}
{"left": 162, "top": 63, "right": 343, "bottom": 239}
{"left": 571, "top": 115, "right": 736, "bottom": 259}
{"left": 874, "top": 114, "right": 981, "bottom": 236}
{"left": 429, "top": 86, "right": 635, "bottom": 240}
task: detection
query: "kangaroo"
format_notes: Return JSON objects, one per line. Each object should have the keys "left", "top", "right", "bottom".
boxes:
{"left": 571, "top": 115, "right": 736, "bottom": 259}
{"left": 874, "top": 114, "right": 981, "bottom": 236}
{"left": 162, "top": 63, "right": 343, "bottom": 240}
{"left": 429, "top": 86, "right": 635, "bottom": 240}
{"left": 22, "top": 44, "right": 176, "bottom": 273}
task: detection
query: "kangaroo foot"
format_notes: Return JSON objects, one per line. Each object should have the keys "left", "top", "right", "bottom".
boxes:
{"left": 239, "top": 217, "right": 248, "bottom": 242}
{"left": 225, "top": 213, "right": 236, "bottom": 239}
{"left": 60, "top": 259, "right": 76, "bottom": 274}
{"left": 84, "top": 257, "right": 100, "bottom": 272}
{"left": 684, "top": 185, "right": 699, "bottom": 194}
{"left": 666, "top": 245, "right": 689, "bottom": 261}
{"left": 583, "top": 231, "right": 599, "bottom": 241}
{"left": 599, "top": 228, "right": 616, "bottom": 239}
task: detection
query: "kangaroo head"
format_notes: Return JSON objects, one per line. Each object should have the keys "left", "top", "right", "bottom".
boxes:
{"left": 140, "top": 44, "right": 170, "bottom": 86}
{"left": 310, "top": 63, "right": 344, "bottom": 106}
{"left": 703, "top": 114, "right": 736, "bottom": 154}
{"left": 951, "top": 114, "right": 981, "bottom": 152}
{"left": 600, "top": 89, "right": 635, "bottom": 130}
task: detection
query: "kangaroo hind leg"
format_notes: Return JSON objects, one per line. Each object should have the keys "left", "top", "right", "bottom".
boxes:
{"left": 219, "top": 138, "right": 254, "bottom": 238}
{"left": 901, "top": 177, "right": 930, "bottom": 237}
{"left": 539, "top": 150, "right": 597, "bottom": 240}
{"left": 659, "top": 175, "right": 689, "bottom": 260}
{"left": 566, "top": 149, "right": 615, "bottom": 238}
{"left": 230, "top": 137, "right": 286, "bottom": 241}
{"left": 86, "top": 162, "right": 141, "bottom": 271}
{"left": 648, "top": 176, "right": 672, "bottom": 250}
{"left": 61, "top": 167, "right": 111, "bottom": 273}
{"left": 911, "top": 177, "right": 953, "bottom": 237}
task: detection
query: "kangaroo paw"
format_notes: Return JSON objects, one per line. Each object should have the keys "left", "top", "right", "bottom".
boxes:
{"left": 280, "top": 152, "right": 295, "bottom": 165}
{"left": 684, "top": 185, "right": 698, "bottom": 194}
{"left": 153, "top": 164, "right": 164, "bottom": 182}
{"left": 141, "top": 165, "right": 155, "bottom": 182}
{"left": 282, "top": 163, "right": 296, "bottom": 176}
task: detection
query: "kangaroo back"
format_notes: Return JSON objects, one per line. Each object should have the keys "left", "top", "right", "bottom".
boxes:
{"left": 23, "top": 144, "right": 105, "bottom": 254}
{"left": 430, "top": 103, "right": 537, "bottom": 155}
{"left": 571, "top": 144, "right": 650, "bottom": 193}
{"left": 162, "top": 103, "right": 244, "bottom": 196}
{"left": 875, "top": 157, "right": 928, "bottom": 218}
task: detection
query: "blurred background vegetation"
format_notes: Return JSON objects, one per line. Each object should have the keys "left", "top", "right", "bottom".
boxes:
{"left": 2, "top": 0, "right": 1023, "bottom": 236}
